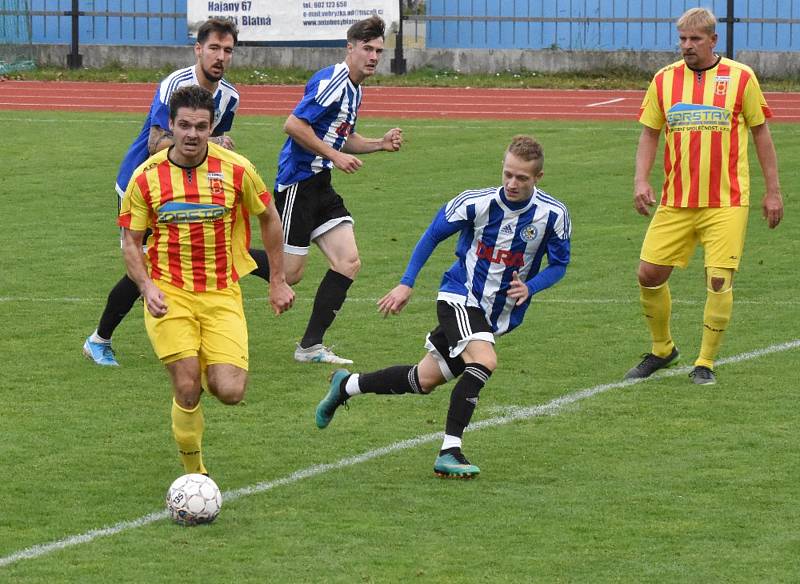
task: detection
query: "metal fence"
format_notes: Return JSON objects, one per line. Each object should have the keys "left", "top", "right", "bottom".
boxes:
{"left": 1, "top": 0, "right": 187, "bottom": 45}
{"left": 417, "top": 0, "right": 800, "bottom": 53}
{"left": 4, "top": 0, "right": 800, "bottom": 72}
{"left": 5, "top": 0, "right": 800, "bottom": 51}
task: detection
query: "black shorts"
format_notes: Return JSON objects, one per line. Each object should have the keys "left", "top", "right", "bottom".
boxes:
{"left": 424, "top": 300, "right": 495, "bottom": 381}
{"left": 274, "top": 170, "right": 352, "bottom": 255}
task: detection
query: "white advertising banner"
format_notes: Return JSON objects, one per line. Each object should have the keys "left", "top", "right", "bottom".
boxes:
{"left": 188, "top": 0, "right": 399, "bottom": 42}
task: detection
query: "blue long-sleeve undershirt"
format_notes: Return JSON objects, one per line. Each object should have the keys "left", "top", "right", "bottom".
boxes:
{"left": 399, "top": 206, "right": 569, "bottom": 298}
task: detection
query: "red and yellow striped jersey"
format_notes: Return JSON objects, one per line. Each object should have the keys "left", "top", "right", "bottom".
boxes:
{"left": 118, "top": 143, "right": 271, "bottom": 291}
{"left": 639, "top": 57, "right": 771, "bottom": 208}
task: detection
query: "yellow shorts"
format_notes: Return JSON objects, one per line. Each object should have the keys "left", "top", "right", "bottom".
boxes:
{"left": 640, "top": 205, "right": 749, "bottom": 269}
{"left": 144, "top": 279, "right": 249, "bottom": 369}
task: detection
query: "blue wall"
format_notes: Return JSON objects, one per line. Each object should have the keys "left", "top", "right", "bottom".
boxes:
{"left": 1, "top": 0, "right": 189, "bottom": 45}
{"left": 3, "top": 0, "right": 800, "bottom": 50}
{"left": 426, "top": 0, "right": 800, "bottom": 52}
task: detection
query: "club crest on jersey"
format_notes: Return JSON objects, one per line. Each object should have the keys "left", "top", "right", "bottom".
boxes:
{"left": 520, "top": 224, "right": 538, "bottom": 242}
{"left": 714, "top": 75, "right": 730, "bottom": 96}
{"left": 476, "top": 241, "right": 524, "bottom": 267}
{"left": 157, "top": 201, "right": 228, "bottom": 224}
{"left": 207, "top": 172, "right": 225, "bottom": 196}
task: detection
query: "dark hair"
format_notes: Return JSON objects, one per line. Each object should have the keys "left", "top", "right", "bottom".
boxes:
{"left": 346, "top": 15, "right": 385, "bottom": 43}
{"left": 169, "top": 85, "right": 216, "bottom": 123}
{"left": 506, "top": 135, "right": 544, "bottom": 172}
{"left": 197, "top": 17, "right": 238, "bottom": 45}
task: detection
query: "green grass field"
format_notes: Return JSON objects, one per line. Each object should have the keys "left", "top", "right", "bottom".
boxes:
{"left": 1, "top": 110, "right": 798, "bottom": 583}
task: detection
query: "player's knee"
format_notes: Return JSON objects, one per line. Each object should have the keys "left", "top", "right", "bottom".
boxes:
{"left": 332, "top": 255, "right": 360, "bottom": 279}
{"left": 174, "top": 388, "right": 201, "bottom": 410}
{"left": 479, "top": 353, "right": 498, "bottom": 373}
{"left": 417, "top": 369, "right": 444, "bottom": 394}
{"left": 206, "top": 373, "right": 247, "bottom": 405}
{"left": 209, "top": 383, "right": 246, "bottom": 405}
{"left": 706, "top": 267, "right": 733, "bottom": 293}
{"left": 284, "top": 265, "right": 305, "bottom": 285}
{"left": 637, "top": 263, "right": 670, "bottom": 288}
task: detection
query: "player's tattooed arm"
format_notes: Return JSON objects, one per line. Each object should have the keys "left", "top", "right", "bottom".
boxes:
{"left": 209, "top": 135, "right": 235, "bottom": 150}
{"left": 147, "top": 126, "right": 174, "bottom": 154}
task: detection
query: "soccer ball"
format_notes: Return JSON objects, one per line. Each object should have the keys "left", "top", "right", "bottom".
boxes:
{"left": 165, "top": 473, "right": 222, "bottom": 526}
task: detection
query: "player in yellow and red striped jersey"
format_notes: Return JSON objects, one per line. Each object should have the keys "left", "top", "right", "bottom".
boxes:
{"left": 119, "top": 85, "right": 294, "bottom": 475}
{"left": 625, "top": 7, "right": 784, "bottom": 385}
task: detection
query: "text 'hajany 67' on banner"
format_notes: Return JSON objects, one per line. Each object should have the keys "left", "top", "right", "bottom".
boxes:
{"left": 188, "top": 0, "right": 399, "bottom": 42}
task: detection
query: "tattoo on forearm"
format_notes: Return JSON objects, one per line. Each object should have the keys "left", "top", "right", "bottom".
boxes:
{"left": 148, "top": 129, "right": 174, "bottom": 153}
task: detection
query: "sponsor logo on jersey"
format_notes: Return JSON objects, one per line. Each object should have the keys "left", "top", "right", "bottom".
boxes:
{"left": 335, "top": 121, "right": 353, "bottom": 137}
{"left": 500, "top": 223, "right": 515, "bottom": 237}
{"left": 520, "top": 224, "right": 538, "bottom": 242}
{"left": 666, "top": 102, "right": 731, "bottom": 132}
{"left": 157, "top": 201, "right": 228, "bottom": 224}
{"left": 475, "top": 241, "right": 524, "bottom": 267}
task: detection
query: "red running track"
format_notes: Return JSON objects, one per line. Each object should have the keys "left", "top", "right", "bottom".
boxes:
{"left": 2, "top": 80, "right": 800, "bottom": 122}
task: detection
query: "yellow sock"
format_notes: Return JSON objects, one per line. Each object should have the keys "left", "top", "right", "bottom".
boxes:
{"left": 696, "top": 288, "right": 733, "bottom": 369}
{"left": 171, "top": 399, "right": 207, "bottom": 475}
{"left": 639, "top": 282, "right": 674, "bottom": 357}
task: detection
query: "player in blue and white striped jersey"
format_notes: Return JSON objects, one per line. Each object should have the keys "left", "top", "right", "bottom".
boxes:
{"left": 249, "top": 15, "right": 403, "bottom": 365}
{"left": 83, "top": 18, "right": 240, "bottom": 367}
{"left": 315, "top": 136, "right": 571, "bottom": 478}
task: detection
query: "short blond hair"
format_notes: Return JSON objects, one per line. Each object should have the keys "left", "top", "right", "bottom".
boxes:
{"left": 677, "top": 7, "right": 716, "bottom": 35}
{"left": 506, "top": 135, "right": 544, "bottom": 172}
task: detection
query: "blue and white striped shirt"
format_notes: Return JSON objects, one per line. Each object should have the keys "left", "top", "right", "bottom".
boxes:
{"left": 115, "top": 66, "right": 239, "bottom": 196}
{"left": 275, "top": 62, "right": 362, "bottom": 191}
{"left": 400, "top": 186, "right": 571, "bottom": 335}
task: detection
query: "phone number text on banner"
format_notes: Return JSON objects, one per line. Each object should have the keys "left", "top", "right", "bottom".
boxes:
{"left": 189, "top": 0, "right": 399, "bottom": 42}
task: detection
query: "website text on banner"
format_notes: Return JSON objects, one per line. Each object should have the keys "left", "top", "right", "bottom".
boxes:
{"left": 189, "top": 0, "right": 399, "bottom": 42}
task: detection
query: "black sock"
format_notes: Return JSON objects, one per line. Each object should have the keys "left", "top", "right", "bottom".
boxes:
{"left": 445, "top": 363, "right": 492, "bottom": 438}
{"left": 96, "top": 274, "right": 141, "bottom": 340}
{"left": 300, "top": 269, "right": 352, "bottom": 348}
{"left": 358, "top": 365, "right": 423, "bottom": 395}
{"left": 248, "top": 248, "right": 270, "bottom": 282}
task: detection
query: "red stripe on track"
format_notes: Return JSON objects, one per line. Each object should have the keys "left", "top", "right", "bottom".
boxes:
{"left": 1, "top": 80, "right": 799, "bottom": 122}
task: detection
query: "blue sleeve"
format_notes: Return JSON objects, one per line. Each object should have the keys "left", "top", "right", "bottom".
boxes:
{"left": 149, "top": 89, "right": 170, "bottom": 131}
{"left": 293, "top": 78, "right": 330, "bottom": 125}
{"left": 526, "top": 237, "right": 570, "bottom": 296}
{"left": 399, "top": 206, "right": 464, "bottom": 287}
{"left": 293, "top": 93, "right": 327, "bottom": 124}
{"left": 213, "top": 110, "right": 235, "bottom": 136}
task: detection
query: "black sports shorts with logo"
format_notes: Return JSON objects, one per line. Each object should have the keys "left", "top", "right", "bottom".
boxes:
{"left": 425, "top": 300, "right": 494, "bottom": 380}
{"left": 274, "top": 169, "right": 352, "bottom": 254}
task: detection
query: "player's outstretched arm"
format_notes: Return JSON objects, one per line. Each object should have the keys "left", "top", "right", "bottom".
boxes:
{"left": 378, "top": 284, "right": 413, "bottom": 317}
{"left": 257, "top": 203, "right": 295, "bottom": 315}
{"left": 121, "top": 228, "right": 167, "bottom": 318}
{"left": 633, "top": 126, "right": 661, "bottom": 216}
{"left": 751, "top": 122, "right": 784, "bottom": 229}
{"left": 343, "top": 128, "right": 403, "bottom": 154}
{"left": 284, "top": 114, "right": 363, "bottom": 173}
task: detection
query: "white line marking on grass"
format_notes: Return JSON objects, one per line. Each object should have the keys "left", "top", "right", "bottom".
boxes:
{"left": 0, "top": 116, "right": 640, "bottom": 132}
{"left": 2, "top": 338, "right": 797, "bottom": 569}
{"left": 2, "top": 296, "right": 799, "bottom": 306}
{"left": 586, "top": 97, "right": 625, "bottom": 107}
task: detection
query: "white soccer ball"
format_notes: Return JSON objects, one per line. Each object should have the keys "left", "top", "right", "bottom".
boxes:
{"left": 165, "top": 473, "right": 222, "bottom": 526}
